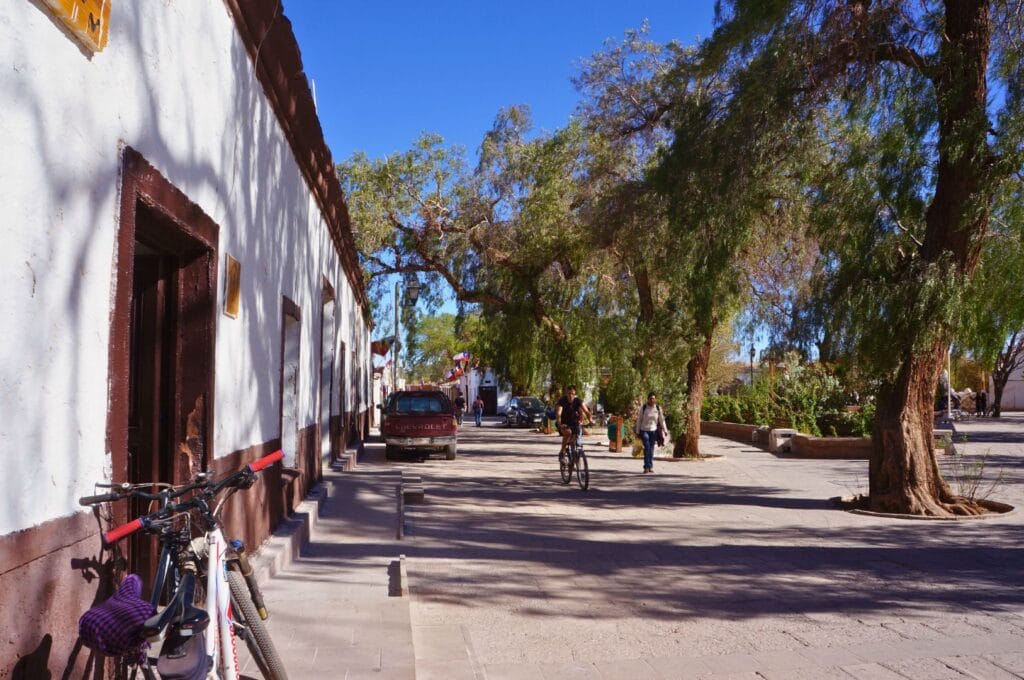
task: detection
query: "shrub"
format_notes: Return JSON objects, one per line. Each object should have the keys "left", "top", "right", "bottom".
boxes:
{"left": 701, "top": 359, "right": 873, "bottom": 437}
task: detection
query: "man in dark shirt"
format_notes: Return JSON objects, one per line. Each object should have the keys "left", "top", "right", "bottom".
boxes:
{"left": 454, "top": 393, "right": 466, "bottom": 425}
{"left": 555, "top": 385, "right": 591, "bottom": 458}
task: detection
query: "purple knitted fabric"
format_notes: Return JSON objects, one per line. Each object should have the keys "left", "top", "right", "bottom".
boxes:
{"left": 79, "top": 574, "right": 155, "bottom": 657}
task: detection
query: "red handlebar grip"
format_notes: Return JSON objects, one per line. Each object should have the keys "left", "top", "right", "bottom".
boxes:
{"left": 103, "top": 518, "right": 144, "bottom": 544}
{"left": 249, "top": 450, "right": 283, "bottom": 472}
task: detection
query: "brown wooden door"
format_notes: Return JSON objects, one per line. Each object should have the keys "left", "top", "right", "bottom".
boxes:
{"left": 127, "top": 243, "right": 175, "bottom": 589}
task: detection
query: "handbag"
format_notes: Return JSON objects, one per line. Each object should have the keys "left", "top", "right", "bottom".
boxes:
{"left": 656, "top": 429, "right": 665, "bottom": 447}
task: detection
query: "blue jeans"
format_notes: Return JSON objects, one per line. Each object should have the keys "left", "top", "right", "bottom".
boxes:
{"left": 474, "top": 410, "right": 482, "bottom": 426}
{"left": 641, "top": 430, "right": 658, "bottom": 470}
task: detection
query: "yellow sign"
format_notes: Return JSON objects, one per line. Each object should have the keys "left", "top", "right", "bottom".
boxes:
{"left": 43, "top": 0, "right": 110, "bottom": 52}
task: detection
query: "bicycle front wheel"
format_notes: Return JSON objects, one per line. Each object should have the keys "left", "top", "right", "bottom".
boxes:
{"left": 575, "top": 450, "right": 589, "bottom": 490}
{"left": 227, "top": 569, "right": 288, "bottom": 680}
{"left": 559, "top": 448, "right": 572, "bottom": 484}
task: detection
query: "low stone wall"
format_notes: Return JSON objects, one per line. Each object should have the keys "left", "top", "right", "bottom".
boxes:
{"left": 700, "top": 421, "right": 758, "bottom": 444}
{"left": 791, "top": 434, "right": 871, "bottom": 459}
{"left": 700, "top": 421, "right": 872, "bottom": 459}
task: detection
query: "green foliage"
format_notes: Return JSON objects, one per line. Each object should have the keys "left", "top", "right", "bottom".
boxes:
{"left": 702, "top": 359, "right": 874, "bottom": 437}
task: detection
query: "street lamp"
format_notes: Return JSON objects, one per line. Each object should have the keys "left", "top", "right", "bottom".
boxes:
{"left": 392, "top": 281, "right": 400, "bottom": 390}
{"left": 748, "top": 344, "right": 756, "bottom": 386}
{"left": 403, "top": 271, "right": 422, "bottom": 307}
{"left": 393, "top": 274, "right": 423, "bottom": 389}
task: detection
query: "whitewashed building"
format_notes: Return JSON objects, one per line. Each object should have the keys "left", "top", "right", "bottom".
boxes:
{"left": 991, "top": 365, "right": 1024, "bottom": 411}
{"left": 1, "top": 2, "right": 371, "bottom": 675}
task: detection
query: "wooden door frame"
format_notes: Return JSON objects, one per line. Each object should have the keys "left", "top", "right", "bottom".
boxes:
{"left": 107, "top": 147, "right": 218, "bottom": 524}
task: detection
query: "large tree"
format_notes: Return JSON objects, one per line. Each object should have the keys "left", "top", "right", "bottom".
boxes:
{"left": 704, "top": 0, "right": 1023, "bottom": 514}
{"left": 960, "top": 180, "right": 1024, "bottom": 415}
{"left": 339, "top": 108, "right": 615, "bottom": 390}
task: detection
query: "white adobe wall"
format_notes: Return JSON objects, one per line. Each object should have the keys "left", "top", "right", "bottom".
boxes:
{"left": 991, "top": 366, "right": 1024, "bottom": 411}
{"left": 0, "top": 3, "right": 368, "bottom": 535}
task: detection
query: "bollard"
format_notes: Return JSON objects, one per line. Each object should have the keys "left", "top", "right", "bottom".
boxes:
{"left": 609, "top": 416, "right": 624, "bottom": 452}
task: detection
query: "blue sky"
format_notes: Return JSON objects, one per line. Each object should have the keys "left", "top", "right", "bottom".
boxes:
{"left": 286, "top": 1, "right": 717, "bottom": 164}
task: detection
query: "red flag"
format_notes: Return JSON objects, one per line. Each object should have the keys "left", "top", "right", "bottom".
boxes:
{"left": 371, "top": 337, "right": 396, "bottom": 356}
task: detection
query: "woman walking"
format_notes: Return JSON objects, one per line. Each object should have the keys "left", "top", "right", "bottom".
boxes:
{"left": 634, "top": 392, "right": 668, "bottom": 474}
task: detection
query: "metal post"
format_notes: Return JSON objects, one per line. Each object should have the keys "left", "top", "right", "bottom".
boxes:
{"left": 748, "top": 344, "right": 755, "bottom": 386}
{"left": 947, "top": 344, "right": 952, "bottom": 418}
{"left": 393, "top": 280, "right": 399, "bottom": 390}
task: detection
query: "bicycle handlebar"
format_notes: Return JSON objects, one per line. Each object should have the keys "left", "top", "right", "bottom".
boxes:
{"left": 249, "top": 449, "right": 283, "bottom": 472}
{"left": 79, "top": 492, "right": 121, "bottom": 506}
{"left": 103, "top": 518, "right": 145, "bottom": 545}
{"left": 97, "top": 449, "right": 284, "bottom": 545}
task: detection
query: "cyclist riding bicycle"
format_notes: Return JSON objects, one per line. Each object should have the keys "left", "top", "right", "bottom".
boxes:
{"left": 555, "top": 385, "right": 591, "bottom": 458}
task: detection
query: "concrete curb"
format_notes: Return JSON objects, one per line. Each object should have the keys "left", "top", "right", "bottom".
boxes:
{"left": 249, "top": 482, "right": 327, "bottom": 584}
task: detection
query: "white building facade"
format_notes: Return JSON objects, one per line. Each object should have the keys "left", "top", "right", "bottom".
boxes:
{"left": 1, "top": 2, "right": 371, "bottom": 674}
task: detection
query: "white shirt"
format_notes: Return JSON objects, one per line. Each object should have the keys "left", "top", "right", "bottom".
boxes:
{"left": 638, "top": 403, "right": 665, "bottom": 432}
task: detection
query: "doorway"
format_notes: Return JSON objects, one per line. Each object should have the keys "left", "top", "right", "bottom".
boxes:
{"left": 319, "top": 289, "right": 337, "bottom": 468}
{"left": 479, "top": 386, "right": 498, "bottom": 416}
{"left": 108, "top": 149, "right": 218, "bottom": 590}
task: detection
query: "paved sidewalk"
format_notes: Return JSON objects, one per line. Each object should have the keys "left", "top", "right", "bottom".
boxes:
{"left": 239, "top": 450, "right": 415, "bottom": 679}
{"left": 402, "top": 420, "right": 1024, "bottom": 680}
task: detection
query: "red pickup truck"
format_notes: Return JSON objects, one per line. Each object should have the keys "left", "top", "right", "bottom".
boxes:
{"left": 381, "top": 390, "right": 459, "bottom": 460}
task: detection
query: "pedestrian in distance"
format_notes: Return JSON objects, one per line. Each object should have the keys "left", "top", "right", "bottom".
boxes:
{"left": 454, "top": 392, "right": 466, "bottom": 426}
{"left": 978, "top": 389, "right": 988, "bottom": 417}
{"left": 473, "top": 395, "right": 485, "bottom": 426}
{"left": 634, "top": 392, "right": 668, "bottom": 474}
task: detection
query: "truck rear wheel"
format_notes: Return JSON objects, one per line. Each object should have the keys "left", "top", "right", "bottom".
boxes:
{"left": 385, "top": 444, "right": 399, "bottom": 460}
{"left": 445, "top": 444, "right": 457, "bottom": 460}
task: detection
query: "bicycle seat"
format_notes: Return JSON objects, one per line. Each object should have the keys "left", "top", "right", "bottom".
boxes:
{"left": 157, "top": 625, "right": 210, "bottom": 680}
{"left": 144, "top": 601, "right": 209, "bottom": 640}
{"left": 176, "top": 605, "right": 210, "bottom": 635}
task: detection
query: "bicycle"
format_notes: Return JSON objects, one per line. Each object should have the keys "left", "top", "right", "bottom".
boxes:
{"left": 78, "top": 450, "right": 288, "bottom": 679}
{"left": 558, "top": 425, "right": 589, "bottom": 490}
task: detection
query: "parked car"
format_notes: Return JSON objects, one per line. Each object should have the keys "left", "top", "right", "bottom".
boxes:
{"left": 504, "top": 396, "right": 547, "bottom": 428}
{"left": 380, "top": 390, "right": 458, "bottom": 460}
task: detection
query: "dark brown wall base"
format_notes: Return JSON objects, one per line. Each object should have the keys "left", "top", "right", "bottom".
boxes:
{"left": 0, "top": 512, "right": 115, "bottom": 679}
{"left": 0, "top": 428, "right": 328, "bottom": 678}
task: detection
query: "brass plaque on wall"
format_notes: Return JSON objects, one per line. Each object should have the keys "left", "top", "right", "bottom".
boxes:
{"left": 224, "top": 255, "right": 241, "bottom": 318}
{"left": 43, "top": 0, "right": 110, "bottom": 52}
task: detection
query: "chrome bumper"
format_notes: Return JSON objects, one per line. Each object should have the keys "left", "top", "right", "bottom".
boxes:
{"left": 386, "top": 435, "right": 457, "bottom": 447}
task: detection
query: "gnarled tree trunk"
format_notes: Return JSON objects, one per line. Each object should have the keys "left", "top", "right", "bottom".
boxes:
{"left": 868, "top": 339, "right": 983, "bottom": 515}
{"left": 674, "top": 333, "right": 713, "bottom": 458}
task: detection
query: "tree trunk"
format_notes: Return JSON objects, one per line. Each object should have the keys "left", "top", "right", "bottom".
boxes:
{"left": 868, "top": 339, "right": 981, "bottom": 515}
{"left": 674, "top": 333, "right": 712, "bottom": 458}
{"left": 991, "top": 380, "right": 1004, "bottom": 418}
{"left": 868, "top": 0, "right": 992, "bottom": 515}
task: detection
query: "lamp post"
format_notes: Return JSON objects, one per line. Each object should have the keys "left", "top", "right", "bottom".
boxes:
{"left": 393, "top": 274, "right": 422, "bottom": 390}
{"left": 748, "top": 344, "right": 756, "bottom": 386}
{"left": 392, "top": 281, "right": 399, "bottom": 390}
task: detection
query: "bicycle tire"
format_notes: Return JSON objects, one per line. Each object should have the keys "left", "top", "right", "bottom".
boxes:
{"left": 227, "top": 569, "right": 289, "bottom": 680}
{"left": 575, "top": 449, "right": 589, "bottom": 490}
{"left": 559, "top": 448, "right": 572, "bottom": 484}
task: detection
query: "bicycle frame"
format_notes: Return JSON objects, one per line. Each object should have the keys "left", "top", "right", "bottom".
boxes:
{"left": 81, "top": 449, "right": 284, "bottom": 678}
{"left": 206, "top": 527, "right": 240, "bottom": 679}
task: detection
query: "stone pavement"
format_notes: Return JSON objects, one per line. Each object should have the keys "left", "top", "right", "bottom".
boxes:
{"left": 246, "top": 415, "right": 1024, "bottom": 679}
{"left": 238, "top": 458, "right": 416, "bottom": 679}
{"left": 402, "top": 418, "right": 1024, "bottom": 680}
